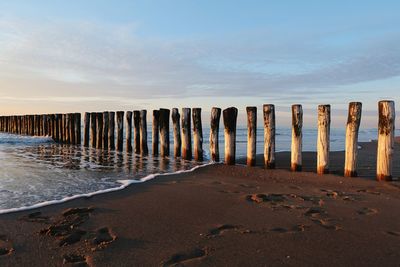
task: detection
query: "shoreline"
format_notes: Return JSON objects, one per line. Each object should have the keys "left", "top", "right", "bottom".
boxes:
{"left": 0, "top": 140, "right": 399, "bottom": 266}
{"left": 0, "top": 140, "right": 391, "bottom": 216}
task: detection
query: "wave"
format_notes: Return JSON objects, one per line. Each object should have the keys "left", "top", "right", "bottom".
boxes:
{"left": 0, "top": 161, "right": 215, "bottom": 215}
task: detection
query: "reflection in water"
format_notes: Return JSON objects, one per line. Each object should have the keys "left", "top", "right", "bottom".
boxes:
{"left": 0, "top": 135, "right": 208, "bottom": 211}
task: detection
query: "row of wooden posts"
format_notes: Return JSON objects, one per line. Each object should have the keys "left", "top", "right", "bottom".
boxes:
{"left": 0, "top": 101, "right": 396, "bottom": 181}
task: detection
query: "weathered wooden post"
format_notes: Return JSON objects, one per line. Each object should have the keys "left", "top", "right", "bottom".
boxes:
{"left": 108, "top": 112, "right": 115, "bottom": 150}
{"left": 317, "top": 105, "right": 331, "bottom": 174}
{"left": 126, "top": 111, "right": 133, "bottom": 152}
{"left": 159, "top": 108, "right": 170, "bottom": 157}
{"left": 192, "top": 108, "right": 203, "bottom": 161}
{"left": 55, "top": 114, "right": 61, "bottom": 142}
{"left": 76, "top": 113, "right": 81, "bottom": 145}
{"left": 90, "top": 113, "right": 97, "bottom": 148}
{"left": 133, "top": 111, "right": 141, "bottom": 154}
{"left": 43, "top": 115, "right": 48, "bottom": 136}
{"left": 83, "top": 112, "right": 90, "bottom": 147}
{"left": 263, "top": 104, "right": 276, "bottom": 169}
{"left": 103, "top": 111, "right": 109, "bottom": 150}
{"left": 139, "top": 110, "right": 148, "bottom": 155}
{"left": 61, "top": 114, "right": 66, "bottom": 143}
{"left": 377, "top": 100, "right": 395, "bottom": 181}
{"left": 344, "top": 102, "right": 362, "bottom": 177}
{"left": 96, "top": 113, "right": 103, "bottom": 149}
{"left": 70, "top": 113, "right": 76, "bottom": 144}
{"left": 223, "top": 107, "right": 238, "bottom": 165}
{"left": 291, "top": 104, "right": 303, "bottom": 171}
{"left": 152, "top": 110, "right": 160, "bottom": 156}
{"left": 116, "top": 111, "right": 124, "bottom": 151}
{"left": 181, "top": 108, "right": 192, "bottom": 160}
{"left": 210, "top": 107, "right": 221, "bottom": 162}
{"left": 246, "top": 107, "right": 257, "bottom": 166}
{"left": 65, "top": 113, "right": 71, "bottom": 144}
{"left": 171, "top": 108, "right": 181, "bottom": 157}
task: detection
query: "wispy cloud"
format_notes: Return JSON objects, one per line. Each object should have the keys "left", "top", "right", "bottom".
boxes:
{"left": 0, "top": 17, "right": 399, "bottom": 112}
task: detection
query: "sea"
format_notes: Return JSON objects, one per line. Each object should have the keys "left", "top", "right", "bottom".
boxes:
{"left": 0, "top": 127, "right": 394, "bottom": 213}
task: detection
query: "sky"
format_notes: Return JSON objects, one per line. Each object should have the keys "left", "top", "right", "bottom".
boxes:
{"left": 0, "top": 0, "right": 399, "bottom": 128}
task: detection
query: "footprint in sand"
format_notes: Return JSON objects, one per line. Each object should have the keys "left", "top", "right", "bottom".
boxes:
{"left": 91, "top": 227, "right": 117, "bottom": 251}
{"left": 386, "top": 231, "right": 400, "bottom": 237}
{"left": 304, "top": 207, "right": 341, "bottom": 230}
{"left": 0, "top": 235, "right": 14, "bottom": 256}
{"left": 311, "top": 218, "right": 342, "bottom": 231}
{"left": 246, "top": 193, "right": 286, "bottom": 204}
{"left": 59, "top": 229, "right": 87, "bottom": 247}
{"left": 207, "top": 224, "right": 241, "bottom": 238}
{"left": 20, "top": 211, "right": 49, "bottom": 223}
{"left": 357, "top": 208, "right": 378, "bottom": 216}
{"left": 270, "top": 224, "right": 309, "bottom": 233}
{"left": 162, "top": 247, "right": 208, "bottom": 267}
{"left": 63, "top": 253, "right": 90, "bottom": 266}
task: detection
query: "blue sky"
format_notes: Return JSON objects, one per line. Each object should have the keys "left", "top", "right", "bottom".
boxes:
{"left": 0, "top": 0, "right": 399, "bottom": 127}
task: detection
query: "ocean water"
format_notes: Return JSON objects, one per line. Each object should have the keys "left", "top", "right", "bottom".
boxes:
{"left": 0, "top": 127, "right": 393, "bottom": 213}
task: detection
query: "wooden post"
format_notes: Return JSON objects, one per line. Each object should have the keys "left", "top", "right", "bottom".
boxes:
{"left": 181, "top": 108, "right": 192, "bottom": 160}
{"left": 126, "top": 111, "right": 133, "bottom": 152}
{"left": 75, "top": 113, "right": 81, "bottom": 145}
{"left": 61, "top": 114, "right": 66, "bottom": 143}
{"left": 192, "top": 108, "right": 203, "bottom": 161}
{"left": 317, "top": 105, "right": 331, "bottom": 174}
{"left": 246, "top": 107, "right": 257, "bottom": 166}
{"left": 133, "top": 111, "right": 141, "bottom": 154}
{"left": 223, "top": 107, "right": 238, "bottom": 165}
{"left": 83, "top": 112, "right": 90, "bottom": 147}
{"left": 90, "top": 113, "right": 97, "bottom": 148}
{"left": 152, "top": 110, "right": 160, "bottom": 156}
{"left": 210, "top": 107, "right": 221, "bottom": 162}
{"left": 291, "top": 105, "right": 303, "bottom": 171}
{"left": 96, "top": 113, "right": 103, "bottom": 149}
{"left": 116, "top": 111, "right": 124, "bottom": 151}
{"left": 53, "top": 114, "right": 59, "bottom": 142}
{"left": 139, "top": 110, "right": 148, "bottom": 156}
{"left": 70, "top": 113, "right": 76, "bottom": 144}
{"left": 108, "top": 112, "right": 115, "bottom": 150}
{"left": 66, "top": 114, "right": 71, "bottom": 144}
{"left": 377, "top": 100, "right": 395, "bottom": 181}
{"left": 103, "top": 112, "right": 109, "bottom": 150}
{"left": 344, "top": 102, "right": 362, "bottom": 177}
{"left": 159, "top": 108, "right": 170, "bottom": 157}
{"left": 263, "top": 104, "right": 276, "bottom": 169}
{"left": 171, "top": 108, "right": 181, "bottom": 158}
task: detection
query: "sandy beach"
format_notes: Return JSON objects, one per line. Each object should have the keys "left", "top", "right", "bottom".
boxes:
{"left": 0, "top": 141, "right": 399, "bottom": 266}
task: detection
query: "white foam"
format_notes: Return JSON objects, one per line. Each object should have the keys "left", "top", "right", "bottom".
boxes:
{"left": 0, "top": 162, "right": 216, "bottom": 215}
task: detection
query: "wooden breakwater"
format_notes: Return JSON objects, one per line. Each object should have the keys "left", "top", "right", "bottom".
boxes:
{"left": 0, "top": 100, "right": 396, "bottom": 181}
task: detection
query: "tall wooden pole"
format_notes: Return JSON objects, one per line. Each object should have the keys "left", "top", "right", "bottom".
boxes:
{"left": 90, "top": 113, "right": 97, "bottom": 148}
{"left": 133, "top": 111, "right": 141, "bottom": 154}
{"left": 223, "top": 107, "right": 238, "bottom": 165}
{"left": 377, "top": 100, "right": 395, "bottom": 181}
{"left": 152, "top": 110, "right": 160, "bottom": 156}
{"left": 103, "top": 111, "right": 109, "bottom": 150}
{"left": 159, "top": 108, "right": 170, "bottom": 157}
{"left": 263, "top": 104, "right": 276, "bottom": 169}
{"left": 171, "top": 108, "right": 181, "bottom": 158}
{"left": 317, "top": 105, "right": 331, "bottom": 174}
{"left": 126, "top": 111, "right": 133, "bottom": 152}
{"left": 116, "top": 111, "right": 124, "bottom": 151}
{"left": 83, "top": 112, "right": 90, "bottom": 147}
{"left": 210, "top": 107, "right": 221, "bottom": 162}
{"left": 140, "top": 110, "right": 148, "bottom": 156}
{"left": 344, "top": 102, "right": 362, "bottom": 177}
{"left": 192, "top": 108, "right": 203, "bottom": 161}
{"left": 291, "top": 105, "right": 303, "bottom": 171}
{"left": 108, "top": 112, "right": 115, "bottom": 150}
{"left": 181, "top": 108, "right": 192, "bottom": 160}
{"left": 96, "top": 112, "right": 103, "bottom": 149}
{"left": 246, "top": 107, "right": 257, "bottom": 166}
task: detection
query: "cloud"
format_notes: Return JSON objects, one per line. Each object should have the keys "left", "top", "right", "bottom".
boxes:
{"left": 0, "top": 17, "right": 399, "bottom": 105}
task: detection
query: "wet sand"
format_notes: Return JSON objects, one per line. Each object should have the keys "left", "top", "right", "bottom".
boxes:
{"left": 1, "top": 141, "right": 400, "bottom": 266}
